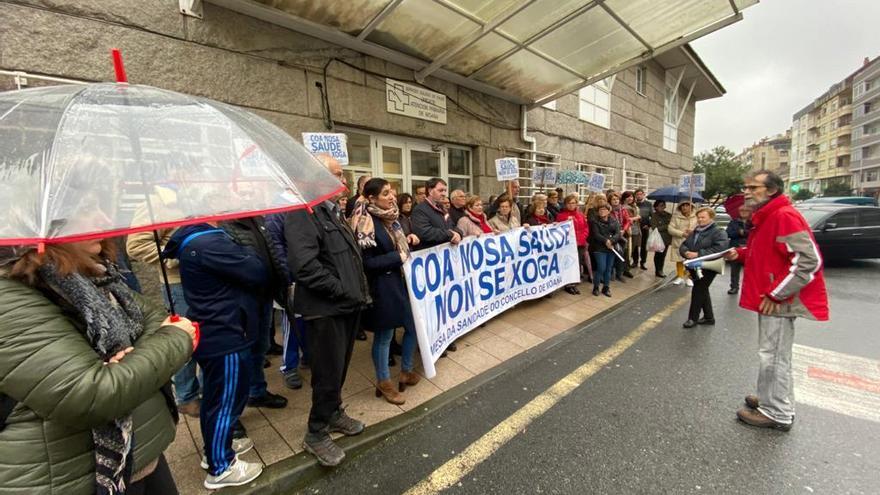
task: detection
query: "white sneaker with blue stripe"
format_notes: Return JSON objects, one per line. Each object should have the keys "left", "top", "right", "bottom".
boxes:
{"left": 200, "top": 437, "right": 254, "bottom": 470}
{"left": 203, "top": 458, "right": 263, "bottom": 490}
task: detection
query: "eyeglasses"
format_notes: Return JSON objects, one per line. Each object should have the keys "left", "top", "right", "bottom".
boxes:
{"left": 741, "top": 185, "right": 766, "bottom": 192}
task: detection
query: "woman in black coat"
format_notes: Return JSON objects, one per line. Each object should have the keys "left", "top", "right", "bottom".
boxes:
{"left": 679, "top": 207, "right": 729, "bottom": 328}
{"left": 353, "top": 178, "right": 421, "bottom": 405}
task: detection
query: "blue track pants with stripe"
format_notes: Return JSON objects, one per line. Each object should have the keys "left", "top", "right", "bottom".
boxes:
{"left": 198, "top": 349, "right": 252, "bottom": 475}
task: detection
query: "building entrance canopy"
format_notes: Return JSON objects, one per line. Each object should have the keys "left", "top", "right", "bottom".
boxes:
{"left": 208, "top": 0, "right": 755, "bottom": 106}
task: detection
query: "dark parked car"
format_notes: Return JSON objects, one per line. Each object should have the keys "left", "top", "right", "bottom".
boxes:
{"left": 796, "top": 205, "right": 880, "bottom": 261}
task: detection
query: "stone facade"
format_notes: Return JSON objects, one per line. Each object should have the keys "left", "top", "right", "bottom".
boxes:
{"left": 1, "top": 0, "right": 703, "bottom": 198}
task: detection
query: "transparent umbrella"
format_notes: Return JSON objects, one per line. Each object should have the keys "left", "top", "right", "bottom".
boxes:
{"left": 0, "top": 81, "right": 344, "bottom": 316}
{"left": 0, "top": 83, "right": 343, "bottom": 245}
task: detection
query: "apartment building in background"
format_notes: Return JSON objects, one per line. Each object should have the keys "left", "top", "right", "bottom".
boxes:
{"left": 851, "top": 56, "right": 880, "bottom": 197}
{"left": 736, "top": 130, "right": 791, "bottom": 182}
{"left": 789, "top": 74, "right": 854, "bottom": 195}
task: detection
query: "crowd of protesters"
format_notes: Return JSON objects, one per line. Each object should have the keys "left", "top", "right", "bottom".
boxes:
{"left": 0, "top": 152, "right": 746, "bottom": 493}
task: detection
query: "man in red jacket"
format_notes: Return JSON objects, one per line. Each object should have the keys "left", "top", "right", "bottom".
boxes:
{"left": 725, "top": 170, "right": 829, "bottom": 431}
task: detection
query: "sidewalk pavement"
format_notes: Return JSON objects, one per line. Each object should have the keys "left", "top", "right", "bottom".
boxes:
{"left": 167, "top": 260, "right": 674, "bottom": 494}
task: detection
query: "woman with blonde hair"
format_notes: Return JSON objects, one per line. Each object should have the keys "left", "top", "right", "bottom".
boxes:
{"left": 667, "top": 201, "right": 698, "bottom": 286}
{"left": 680, "top": 207, "right": 728, "bottom": 327}
{"left": 456, "top": 195, "right": 496, "bottom": 237}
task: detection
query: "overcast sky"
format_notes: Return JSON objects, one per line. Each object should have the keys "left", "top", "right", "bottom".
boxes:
{"left": 692, "top": 0, "right": 880, "bottom": 154}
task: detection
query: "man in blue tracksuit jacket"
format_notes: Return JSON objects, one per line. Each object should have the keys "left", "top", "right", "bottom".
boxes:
{"left": 163, "top": 222, "right": 268, "bottom": 487}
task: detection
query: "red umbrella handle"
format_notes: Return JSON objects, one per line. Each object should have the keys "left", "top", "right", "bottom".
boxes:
{"left": 111, "top": 48, "right": 127, "bottom": 83}
{"left": 170, "top": 314, "right": 200, "bottom": 351}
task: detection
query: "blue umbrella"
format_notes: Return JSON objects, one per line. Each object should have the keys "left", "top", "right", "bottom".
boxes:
{"left": 646, "top": 186, "right": 704, "bottom": 204}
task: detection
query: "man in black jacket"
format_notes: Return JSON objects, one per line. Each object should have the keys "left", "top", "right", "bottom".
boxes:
{"left": 411, "top": 178, "right": 463, "bottom": 250}
{"left": 411, "top": 178, "right": 463, "bottom": 352}
{"left": 725, "top": 206, "right": 751, "bottom": 294}
{"left": 448, "top": 189, "right": 468, "bottom": 225}
{"left": 634, "top": 189, "right": 653, "bottom": 270}
{"left": 284, "top": 155, "right": 369, "bottom": 467}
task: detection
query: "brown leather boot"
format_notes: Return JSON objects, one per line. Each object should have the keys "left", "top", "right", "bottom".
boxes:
{"left": 398, "top": 371, "right": 421, "bottom": 391}
{"left": 744, "top": 395, "right": 759, "bottom": 409}
{"left": 375, "top": 380, "right": 405, "bottom": 405}
{"left": 736, "top": 407, "right": 792, "bottom": 431}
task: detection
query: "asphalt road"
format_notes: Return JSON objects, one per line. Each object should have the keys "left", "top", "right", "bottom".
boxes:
{"left": 298, "top": 260, "right": 880, "bottom": 495}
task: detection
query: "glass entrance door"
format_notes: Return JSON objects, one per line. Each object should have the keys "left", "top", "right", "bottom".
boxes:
{"left": 376, "top": 137, "right": 405, "bottom": 195}
{"left": 408, "top": 143, "right": 441, "bottom": 195}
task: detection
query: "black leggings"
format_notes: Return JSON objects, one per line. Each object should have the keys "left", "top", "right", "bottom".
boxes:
{"left": 128, "top": 455, "right": 178, "bottom": 495}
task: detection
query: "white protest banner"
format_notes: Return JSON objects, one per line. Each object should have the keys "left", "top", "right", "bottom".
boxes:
{"left": 403, "top": 222, "right": 580, "bottom": 377}
{"left": 302, "top": 132, "right": 349, "bottom": 165}
{"left": 495, "top": 157, "right": 519, "bottom": 181}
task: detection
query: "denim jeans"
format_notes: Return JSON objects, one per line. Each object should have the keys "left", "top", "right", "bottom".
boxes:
{"left": 162, "top": 283, "right": 200, "bottom": 405}
{"left": 593, "top": 251, "right": 615, "bottom": 288}
{"left": 371, "top": 320, "right": 417, "bottom": 381}
{"left": 280, "top": 310, "right": 310, "bottom": 373}
{"left": 248, "top": 300, "right": 274, "bottom": 399}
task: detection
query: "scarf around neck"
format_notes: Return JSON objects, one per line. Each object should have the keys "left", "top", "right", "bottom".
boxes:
{"left": 465, "top": 209, "right": 493, "bottom": 233}
{"left": 38, "top": 261, "right": 144, "bottom": 495}
{"left": 352, "top": 201, "right": 411, "bottom": 262}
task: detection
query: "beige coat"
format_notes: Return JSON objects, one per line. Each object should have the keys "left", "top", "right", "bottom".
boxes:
{"left": 457, "top": 215, "right": 488, "bottom": 238}
{"left": 667, "top": 208, "right": 697, "bottom": 263}
{"left": 488, "top": 213, "right": 520, "bottom": 233}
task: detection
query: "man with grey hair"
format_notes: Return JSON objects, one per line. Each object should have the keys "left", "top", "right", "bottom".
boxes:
{"left": 725, "top": 170, "right": 828, "bottom": 431}
{"left": 284, "top": 155, "right": 369, "bottom": 465}
{"left": 448, "top": 189, "right": 468, "bottom": 225}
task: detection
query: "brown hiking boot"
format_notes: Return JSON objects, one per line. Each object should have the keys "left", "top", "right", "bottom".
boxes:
{"left": 736, "top": 407, "right": 792, "bottom": 431}
{"left": 744, "top": 395, "right": 760, "bottom": 409}
{"left": 328, "top": 408, "right": 365, "bottom": 436}
{"left": 375, "top": 380, "right": 405, "bottom": 405}
{"left": 399, "top": 371, "right": 421, "bottom": 391}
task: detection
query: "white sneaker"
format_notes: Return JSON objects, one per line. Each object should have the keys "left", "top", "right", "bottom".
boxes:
{"left": 685, "top": 279, "right": 694, "bottom": 287}
{"left": 204, "top": 459, "right": 263, "bottom": 490}
{"left": 672, "top": 277, "right": 684, "bottom": 286}
{"left": 200, "top": 437, "right": 254, "bottom": 470}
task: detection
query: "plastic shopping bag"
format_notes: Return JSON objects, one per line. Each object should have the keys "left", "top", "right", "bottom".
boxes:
{"left": 647, "top": 227, "right": 666, "bottom": 253}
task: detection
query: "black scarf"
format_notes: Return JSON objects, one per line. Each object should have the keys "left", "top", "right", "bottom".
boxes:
{"left": 38, "top": 261, "right": 144, "bottom": 495}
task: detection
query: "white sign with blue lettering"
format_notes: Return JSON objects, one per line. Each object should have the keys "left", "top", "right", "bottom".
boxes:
{"left": 403, "top": 223, "right": 580, "bottom": 377}
{"left": 302, "top": 132, "right": 349, "bottom": 166}
{"left": 587, "top": 172, "right": 606, "bottom": 192}
{"left": 679, "top": 173, "right": 706, "bottom": 192}
{"left": 495, "top": 157, "right": 519, "bottom": 181}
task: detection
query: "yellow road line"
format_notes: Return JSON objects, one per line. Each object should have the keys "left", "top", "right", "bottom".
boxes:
{"left": 404, "top": 294, "right": 689, "bottom": 495}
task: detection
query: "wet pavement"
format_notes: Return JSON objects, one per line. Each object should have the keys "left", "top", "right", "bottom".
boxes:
{"left": 297, "top": 260, "right": 880, "bottom": 495}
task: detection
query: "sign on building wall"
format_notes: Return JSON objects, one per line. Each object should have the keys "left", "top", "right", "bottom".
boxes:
{"left": 301, "top": 132, "right": 349, "bottom": 165}
{"left": 495, "top": 157, "right": 519, "bottom": 181}
{"left": 404, "top": 223, "right": 580, "bottom": 377}
{"left": 386, "top": 78, "right": 447, "bottom": 124}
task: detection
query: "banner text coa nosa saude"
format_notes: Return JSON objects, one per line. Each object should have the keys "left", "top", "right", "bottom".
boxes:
{"left": 403, "top": 222, "right": 580, "bottom": 378}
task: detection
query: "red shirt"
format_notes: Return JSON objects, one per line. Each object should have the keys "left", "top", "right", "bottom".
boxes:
{"left": 556, "top": 209, "right": 589, "bottom": 247}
